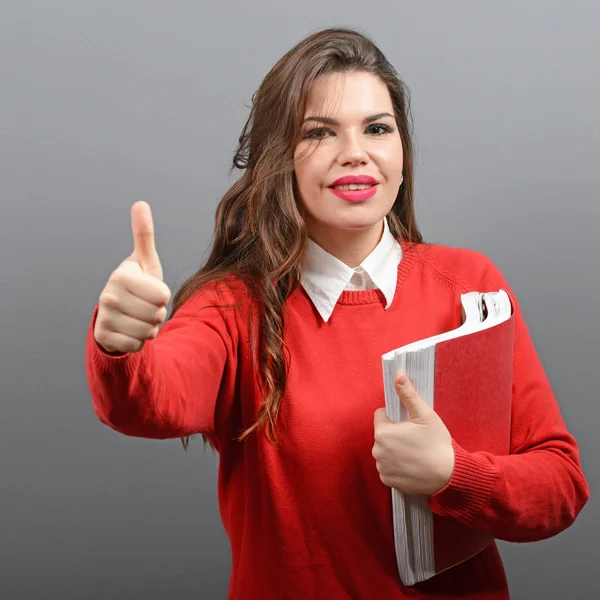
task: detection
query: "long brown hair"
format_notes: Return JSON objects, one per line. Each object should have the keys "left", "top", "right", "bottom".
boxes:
{"left": 170, "top": 27, "right": 423, "bottom": 450}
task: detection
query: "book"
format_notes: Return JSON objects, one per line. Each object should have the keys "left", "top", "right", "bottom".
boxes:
{"left": 381, "top": 290, "right": 515, "bottom": 586}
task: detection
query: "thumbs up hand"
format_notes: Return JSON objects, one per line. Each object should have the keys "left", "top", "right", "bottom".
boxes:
{"left": 372, "top": 372, "right": 455, "bottom": 495}
{"left": 94, "top": 201, "right": 172, "bottom": 354}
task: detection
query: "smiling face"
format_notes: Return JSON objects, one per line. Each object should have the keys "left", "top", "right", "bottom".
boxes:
{"left": 293, "top": 71, "right": 404, "bottom": 253}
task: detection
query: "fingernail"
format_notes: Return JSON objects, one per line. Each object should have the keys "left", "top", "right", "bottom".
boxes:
{"left": 396, "top": 372, "right": 408, "bottom": 386}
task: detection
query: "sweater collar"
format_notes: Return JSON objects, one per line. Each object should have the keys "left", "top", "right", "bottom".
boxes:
{"left": 300, "top": 217, "right": 402, "bottom": 322}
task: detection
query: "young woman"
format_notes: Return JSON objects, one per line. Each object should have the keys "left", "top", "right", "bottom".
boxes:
{"left": 86, "top": 27, "right": 589, "bottom": 599}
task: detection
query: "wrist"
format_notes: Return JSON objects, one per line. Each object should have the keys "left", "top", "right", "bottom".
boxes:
{"left": 429, "top": 440, "right": 499, "bottom": 520}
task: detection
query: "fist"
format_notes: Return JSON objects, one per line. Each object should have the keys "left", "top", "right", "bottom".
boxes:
{"left": 94, "top": 201, "right": 171, "bottom": 354}
{"left": 373, "top": 372, "right": 455, "bottom": 495}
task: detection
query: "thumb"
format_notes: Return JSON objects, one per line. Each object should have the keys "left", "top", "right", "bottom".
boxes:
{"left": 131, "top": 201, "right": 163, "bottom": 280}
{"left": 395, "top": 371, "right": 432, "bottom": 421}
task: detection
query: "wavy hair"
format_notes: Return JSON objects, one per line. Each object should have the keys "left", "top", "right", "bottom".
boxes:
{"left": 169, "top": 27, "right": 423, "bottom": 449}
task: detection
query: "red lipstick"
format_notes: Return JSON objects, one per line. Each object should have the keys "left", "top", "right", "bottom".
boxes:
{"left": 329, "top": 175, "right": 378, "bottom": 187}
{"left": 328, "top": 174, "right": 379, "bottom": 203}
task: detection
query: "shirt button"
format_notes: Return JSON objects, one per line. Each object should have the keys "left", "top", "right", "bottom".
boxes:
{"left": 351, "top": 271, "right": 364, "bottom": 286}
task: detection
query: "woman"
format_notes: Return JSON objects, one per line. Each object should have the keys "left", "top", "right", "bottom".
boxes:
{"left": 86, "top": 27, "right": 589, "bottom": 599}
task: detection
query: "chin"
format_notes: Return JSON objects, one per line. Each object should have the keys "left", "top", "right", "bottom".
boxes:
{"left": 340, "top": 220, "right": 380, "bottom": 231}
{"left": 334, "top": 209, "right": 390, "bottom": 231}
{"left": 306, "top": 202, "right": 392, "bottom": 235}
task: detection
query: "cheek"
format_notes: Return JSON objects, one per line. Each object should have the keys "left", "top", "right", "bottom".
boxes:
{"left": 293, "top": 160, "right": 317, "bottom": 215}
{"left": 294, "top": 152, "right": 325, "bottom": 194}
{"left": 374, "top": 140, "right": 404, "bottom": 176}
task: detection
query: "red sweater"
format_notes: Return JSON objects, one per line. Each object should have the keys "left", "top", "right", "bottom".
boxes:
{"left": 86, "top": 241, "right": 589, "bottom": 599}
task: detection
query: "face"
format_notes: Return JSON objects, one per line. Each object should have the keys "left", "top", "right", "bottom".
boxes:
{"left": 293, "top": 71, "right": 404, "bottom": 247}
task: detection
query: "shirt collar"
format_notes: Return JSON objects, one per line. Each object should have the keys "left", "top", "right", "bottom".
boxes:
{"left": 300, "top": 217, "right": 402, "bottom": 322}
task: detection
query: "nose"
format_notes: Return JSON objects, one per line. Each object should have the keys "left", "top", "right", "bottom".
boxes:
{"left": 337, "top": 132, "right": 369, "bottom": 166}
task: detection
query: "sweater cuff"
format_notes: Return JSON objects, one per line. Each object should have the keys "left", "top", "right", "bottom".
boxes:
{"left": 429, "top": 440, "right": 499, "bottom": 522}
{"left": 87, "top": 305, "right": 143, "bottom": 377}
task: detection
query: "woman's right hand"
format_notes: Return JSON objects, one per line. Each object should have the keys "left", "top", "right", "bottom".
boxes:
{"left": 93, "top": 201, "right": 172, "bottom": 354}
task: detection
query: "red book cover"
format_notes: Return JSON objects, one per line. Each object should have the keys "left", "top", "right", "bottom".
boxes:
{"left": 383, "top": 291, "right": 514, "bottom": 585}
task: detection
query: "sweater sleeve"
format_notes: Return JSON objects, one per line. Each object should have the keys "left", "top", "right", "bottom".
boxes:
{"left": 85, "top": 286, "right": 239, "bottom": 444}
{"left": 428, "top": 253, "right": 590, "bottom": 542}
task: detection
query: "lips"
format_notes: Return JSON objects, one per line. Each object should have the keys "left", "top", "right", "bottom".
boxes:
{"left": 329, "top": 175, "right": 378, "bottom": 187}
{"left": 327, "top": 174, "right": 380, "bottom": 203}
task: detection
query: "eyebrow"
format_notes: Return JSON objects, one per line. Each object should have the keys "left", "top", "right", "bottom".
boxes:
{"left": 302, "top": 112, "right": 395, "bottom": 126}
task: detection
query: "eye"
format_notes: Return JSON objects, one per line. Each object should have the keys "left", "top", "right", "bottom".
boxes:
{"left": 303, "top": 127, "right": 334, "bottom": 140}
{"left": 366, "top": 123, "right": 394, "bottom": 136}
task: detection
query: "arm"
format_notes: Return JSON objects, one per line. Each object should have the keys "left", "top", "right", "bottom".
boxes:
{"left": 429, "top": 256, "right": 590, "bottom": 542}
{"left": 85, "top": 290, "right": 238, "bottom": 443}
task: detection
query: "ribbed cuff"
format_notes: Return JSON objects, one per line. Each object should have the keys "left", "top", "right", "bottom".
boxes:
{"left": 429, "top": 440, "right": 499, "bottom": 523}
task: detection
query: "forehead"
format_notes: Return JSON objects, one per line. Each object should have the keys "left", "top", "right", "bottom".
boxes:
{"left": 303, "top": 71, "right": 393, "bottom": 119}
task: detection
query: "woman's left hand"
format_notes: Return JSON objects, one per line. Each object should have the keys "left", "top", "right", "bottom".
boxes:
{"left": 372, "top": 371, "right": 455, "bottom": 495}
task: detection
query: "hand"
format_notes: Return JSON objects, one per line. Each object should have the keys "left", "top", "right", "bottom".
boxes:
{"left": 372, "top": 371, "right": 455, "bottom": 495}
{"left": 93, "top": 201, "right": 171, "bottom": 354}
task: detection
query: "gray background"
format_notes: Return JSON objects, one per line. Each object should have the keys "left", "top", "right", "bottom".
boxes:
{"left": 1, "top": 1, "right": 598, "bottom": 598}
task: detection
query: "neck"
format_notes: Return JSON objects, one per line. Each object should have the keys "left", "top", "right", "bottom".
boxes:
{"left": 307, "top": 220, "right": 385, "bottom": 267}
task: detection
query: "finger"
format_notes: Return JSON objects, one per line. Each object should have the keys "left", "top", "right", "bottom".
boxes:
{"left": 394, "top": 371, "right": 432, "bottom": 421}
{"left": 112, "top": 265, "right": 171, "bottom": 306}
{"left": 102, "top": 289, "right": 168, "bottom": 325}
{"left": 373, "top": 407, "right": 392, "bottom": 428}
{"left": 122, "top": 292, "right": 169, "bottom": 325}
{"left": 96, "top": 330, "right": 145, "bottom": 354}
{"left": 131, "top": 201, "right": 163, "bottom": 280}
{"left": 101, "top": 310, "right": 160, "bottom": 342}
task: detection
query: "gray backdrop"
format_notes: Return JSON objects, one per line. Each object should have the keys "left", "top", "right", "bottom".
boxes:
{"left": 1, "top": 1, "right": 598, "bottom": 598}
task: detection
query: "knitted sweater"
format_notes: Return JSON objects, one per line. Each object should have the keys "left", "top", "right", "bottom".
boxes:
{"left": 85, "top": 241, "right": 590, "bottom": 599}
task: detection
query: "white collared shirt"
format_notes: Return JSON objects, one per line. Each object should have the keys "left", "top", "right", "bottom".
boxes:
{"left": 300, "top": 218, "right": 402, "bottom": 322}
